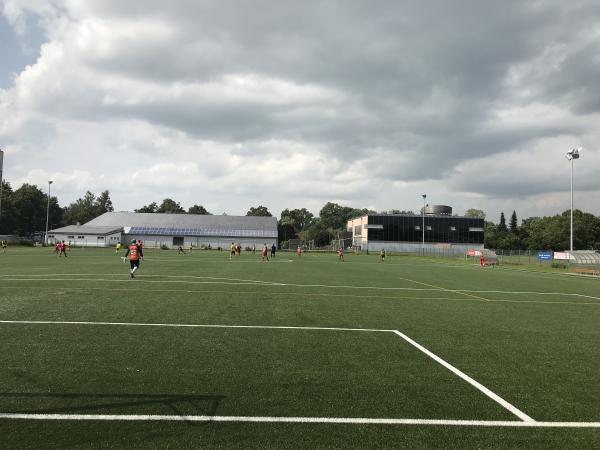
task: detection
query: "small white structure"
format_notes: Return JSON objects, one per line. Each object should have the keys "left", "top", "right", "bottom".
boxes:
{"left": 47, "top": 225, "right": 123, "bottom": 247}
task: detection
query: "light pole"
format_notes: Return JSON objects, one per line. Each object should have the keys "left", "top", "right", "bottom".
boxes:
{"left": 566, "top": 148, "right": 581, "bottom": 253}
{"left": 422, "top": 194, "right": 426, "bottom": 255}
{"left": 45, "top": 180, "right": 53, "bottom": 245}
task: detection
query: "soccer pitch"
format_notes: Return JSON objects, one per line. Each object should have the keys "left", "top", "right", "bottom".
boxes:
{"left": 1, "top": 247, "right": 599, "bottom": 449}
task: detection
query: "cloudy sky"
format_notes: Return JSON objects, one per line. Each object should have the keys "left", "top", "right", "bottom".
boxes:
{"left": 1, "top": 0, "right": 599, "bottom": 221}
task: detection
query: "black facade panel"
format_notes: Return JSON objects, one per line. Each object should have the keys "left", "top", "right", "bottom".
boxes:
{"left": 367, "top": 215, "right": 484, "bottom": 244}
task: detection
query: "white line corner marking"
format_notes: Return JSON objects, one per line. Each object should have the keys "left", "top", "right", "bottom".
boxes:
{"left": 391, "top": 330, "right": 534, "bottom": 422}
{"left": 0, "top": 320, "right": 537, "bottom": 423}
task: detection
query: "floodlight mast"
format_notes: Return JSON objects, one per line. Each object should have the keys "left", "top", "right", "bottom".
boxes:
{"left": 422, "top": 194, "right": 426, "bottom": 255}
{"left": 566, "top": 148, "right": 581, "bottom": 253}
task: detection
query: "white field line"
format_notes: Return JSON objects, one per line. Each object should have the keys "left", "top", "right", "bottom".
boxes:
{"left": 1, "top": 319, "right": 533, "bottom": 422}
{"left": 1, "top": 413, "right": 599, "bottom": 427}
{"left": 1, "top": 285, "right": 596, "bottom": 306}
{"left": 2, "top": 273, "right": 597, "bottom": 301}
{"left": 0, "top": 320, "right": 393, "bottom": 334}
{"left": 391, "top": 330, "right": 534, "bottom": 423}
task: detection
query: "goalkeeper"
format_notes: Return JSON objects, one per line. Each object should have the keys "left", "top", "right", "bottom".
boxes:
{"left": 123, "top": 239, "right": 143, "bottom": 278}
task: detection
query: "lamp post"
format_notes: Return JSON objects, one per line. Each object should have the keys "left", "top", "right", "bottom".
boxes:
{"left": 566, "top": 148, "right": 581, "bottom": 253}
{"left": 422, "top": 194, "right": 426, "bottom": 255}
{"left": 45, "top": 180, "right": 53, "bottom": 245}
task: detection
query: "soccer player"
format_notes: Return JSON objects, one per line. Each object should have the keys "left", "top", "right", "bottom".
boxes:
{"left": 252, "top": 243, "right": 256, "bottom": 255}
{"left": 178, "top": 245, "right": 186, "bottom": 254}
{"left": 380, "top": 248, "right": 386, "bottom": 261}
{"left": 338, "top": 246, "right": 345, "bottom": 262}
{"left": 124, "top": 239, "right": 143, "bottom": 278}
{"left": 230, "top": 242, "right": 236, "bottom": 260}
{"left": 1, "top": 240, "right": 7, "bottom": 253}
{"left": 261, "top": 243, "right": 269, "bottom": 262}
{"left": 270, "top": 243, "right": 276, "bottom": 258}
{"left": 59, "top": 241, "right": 68, "bottom": 258}
{"left": 296, "top": 245, "right": 302, "bottom": 257}
{"left": 115, "top": 242, "right": 122, "bottom": 253}
{"left": 54, "top": 242, "right": 60, "bottom": 254}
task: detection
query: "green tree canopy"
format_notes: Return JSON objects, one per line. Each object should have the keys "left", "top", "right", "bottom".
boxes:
{"left": 135, "top": 202, "right": 158, "bottom": 213}
{"left": 464, "top": 208, "right": 486, "bottom": 219}
{"left": 279, "top": 208, "right": 314, "bottom": 233}
{"left": 188, "top": 204, "right": 211, "bottom": 215}
{"left": 246, "top": 205, "right": 272, "bottom": 217}
{"left": 12, "top": 183, "right": 47, "bottom": 235}
{"left": 63, "top": 190, "right": 114, "bottom": 225}
{"left": 498, "top": 212, "right": 508, "bottom": 232}
{"left": 509, "top": 210, "right": 518, "bottom": 233}
{"left": 156, "top": 198, "right": 186, "bottom": 214}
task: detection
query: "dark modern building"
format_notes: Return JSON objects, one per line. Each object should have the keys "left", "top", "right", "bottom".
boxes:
{"left": 347, "top": 205, "right": 484, "bottom": 254}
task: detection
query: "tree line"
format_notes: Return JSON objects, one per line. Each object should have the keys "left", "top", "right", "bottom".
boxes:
{"left": 1, "top": 180, "right": 598, "bottom": 250}
{"left": 465, "top": 208, "right": 600, "bottom": 251}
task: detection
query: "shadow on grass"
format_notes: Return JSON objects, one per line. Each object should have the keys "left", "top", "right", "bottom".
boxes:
{"left": 0, "top": 392, "right": 226, "bottom": 425}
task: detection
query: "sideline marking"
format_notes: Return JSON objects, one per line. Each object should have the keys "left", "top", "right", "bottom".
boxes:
{"left": 1, "top": 274, "right": 598, "bottom": 303}
{"left": 0, "top": 320, "right": 393, "bottom": 334}
{"left": 0, "top": 413, "right": 598, "bottom": 427}
{"left": 1, "top": 319, "right": 533, "bottom": 422}
{"left": 391, "top": 330, "right": 534, "bottom": 422}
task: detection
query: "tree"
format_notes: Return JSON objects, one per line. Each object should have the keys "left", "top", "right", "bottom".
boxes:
{"left": 135, "top": 202, "right": 158, "bottom": 213}
{"left": 301, "top": 219, "right": 334, "bottom": 247}
{"left": 280, "top": 208, "right": 314, "bottom": 233}
{"left": 0, "top": 181, "right": 18, "bottom": 234}
{"left": 188, "top": 205, "right": 211, "bottom": 215}
{"left": 94, "top": 190, "right": 114, "bottom": 215}
{"left": 509, "top": 211, "right": 518, "bottom": 234}
{"left": 156, "top": 198, "right": 185, "bottom": 214}
{"left": 63, "top": 191, "right": 114, "bottom": 225}
{"left": 246, "top": 205, "right": 272, "bottom": 217}
{"left": 63, "top": 191, "right": 96, "bottom": 225}
{"left": 464, "top": 208, "right": 486, "bottom": 219}
{"left": 12, "top": 183, "right": 47, "bottom": 235}
{"left": 498, "top": 212, "right": 508, "bottom": 232}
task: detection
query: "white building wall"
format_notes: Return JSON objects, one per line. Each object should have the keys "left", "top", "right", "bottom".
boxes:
{"left": 48, "top": 232, "right": 122, "bottom": 247}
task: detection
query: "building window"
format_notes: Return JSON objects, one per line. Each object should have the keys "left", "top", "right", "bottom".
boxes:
{"left": 97, "top": 236, "right": 104, "bottom": 240}
{"left": 415, "top": 226, "right": 421, "bottom": 231}
{"left": 469, "top": 227, "right": 484, "bottom": 232}
{"left": 426, "top": 226, "right": 432, "bottom": 231}
{"left": 68, "top": 235, "right": 75, "bottom": 239}
{"left": 354, "top": 225, "right": 362, "bottom": 236}
{"left": 450, "top": 226, "right": 456, "bottom": 231}
{"left": 77, "top": 236, "right": 84, "bottom": 239}
{"left": 173, "top": 236, "right": 184, "bottom": 246}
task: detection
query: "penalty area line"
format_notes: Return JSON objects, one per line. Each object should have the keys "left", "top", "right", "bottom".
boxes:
{"left": 0, "top": 413, "right": 599, "bottom": 427}
{"left": 392, "top": 330, "right": 534, "bottom": 422}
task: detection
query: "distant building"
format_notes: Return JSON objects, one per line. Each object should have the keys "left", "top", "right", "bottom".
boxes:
{"left": 49, "top": 212, "right": 278, "bottom": 249}
{"left": 347, "top": 206, "right": 484, "bottom": 254}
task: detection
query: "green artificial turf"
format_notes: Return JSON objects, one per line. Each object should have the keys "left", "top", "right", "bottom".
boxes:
{"left": 0, "top": 246, "right": 599, "bottom": 449}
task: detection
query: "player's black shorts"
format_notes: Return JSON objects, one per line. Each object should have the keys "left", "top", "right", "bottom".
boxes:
{"left": 130, "top": 259, "right": 140, "bottom": 269}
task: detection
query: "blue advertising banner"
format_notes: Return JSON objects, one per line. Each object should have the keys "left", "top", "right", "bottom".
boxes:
{"left": 538, "top": 251, "right": 553, "bottom": 261}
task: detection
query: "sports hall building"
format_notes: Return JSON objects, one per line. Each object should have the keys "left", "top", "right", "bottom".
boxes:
{"left": 347, "top": 205, "right": 484, "bottom": 254}
{"left": 48, "top": 212, "right": 278, "bottom": 249}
